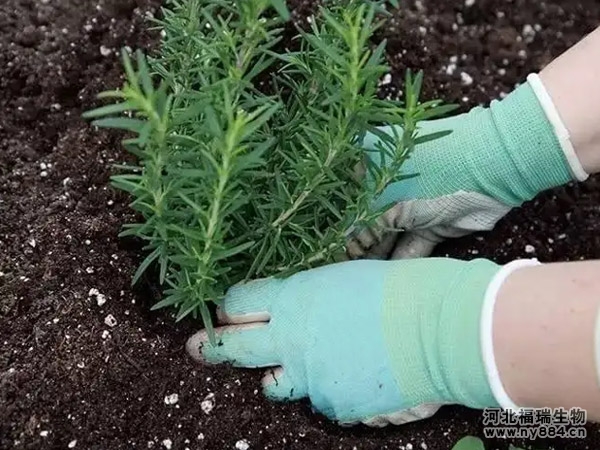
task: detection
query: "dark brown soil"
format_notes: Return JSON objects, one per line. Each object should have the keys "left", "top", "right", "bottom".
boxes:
{"left": 1, "top": 0, "right": 599, "bottom": 449}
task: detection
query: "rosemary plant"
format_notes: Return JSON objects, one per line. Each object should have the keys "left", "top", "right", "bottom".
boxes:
{"left": 84, "top": 0, "right": 454, "bottom": 336}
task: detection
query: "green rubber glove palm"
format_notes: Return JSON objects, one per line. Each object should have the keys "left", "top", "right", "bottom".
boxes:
{"left": 351, "top": 75, "right": 586, "bottom": 259}
{"left": 187, "top": 258, "right": 503, "bottom": 426}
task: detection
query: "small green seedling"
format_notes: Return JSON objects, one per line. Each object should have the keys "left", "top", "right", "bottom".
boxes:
{"left": 84, "top": 0, "right": 454, "bottom": 336}
{"left": 451, "top": 436, "right": 529, "bottom": 450}
{"left": 452, "top": 437, "right": 486, "bottom": 450}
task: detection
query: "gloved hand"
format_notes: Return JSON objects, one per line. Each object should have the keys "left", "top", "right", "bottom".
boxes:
{"left": 350, "top": 74, "right": 587, "bottom": 259}
{"left": 187, "top": 257, "right": 510, "bottom": 426}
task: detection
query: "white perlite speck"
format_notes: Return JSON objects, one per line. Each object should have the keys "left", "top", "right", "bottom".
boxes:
{"left": 522, "top": 24, "right": 535, "bottom": 38}
{"left": 164, "top": 393, "right": 179, "bottom": 405}
{"left": 465, "top": 0, "right": 475, "bottom": 6}
{"left": 235, "top": 439, "right": 250, "bottom": 450}
{"left": 104, "top": 314, "right": 117, "bottom": 327}
{"left": 524, "top": 244, "right": 535, "bottom": 254}
{"left": 446, "top": 56, "right": 458, "bottom": 75}
{"left": 162, "top": 439, "right": 172, "bottom": 449}
{"left": 101, "top": 330, "right": 110, "bottom": 339}
{"left": 40, "top": 431, "right": 49, "bottom": 437}
{"left": 381, "top": 73, "right": 392, "bottom": 85}
{"left": 88, "top": 288, "right": 107, "bottom": 306}
{"left": 406, "top": 444, "right": 413, "bottom": 450}
{"left": 68, "top": 440, "right": 77, "bottom": 448}
{"left": 460, "top": 71, "right": 474, "bottom": 86}
{"left": 100, "top": 45, "right": 111, "bottom": 56}
{"left": 201, "top": 393, "right": 215, "bottom": 414}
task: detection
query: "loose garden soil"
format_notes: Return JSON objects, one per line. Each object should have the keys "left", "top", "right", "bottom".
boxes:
{"left": 2, "top": 0, "right": 600, "bottom": 449}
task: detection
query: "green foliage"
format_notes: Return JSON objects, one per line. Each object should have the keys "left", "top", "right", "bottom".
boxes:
{"left": 451, "top": 437, "right": 528, "bottom": 450}
{"left": 451, "top": 437, "right": 486, "bottom": 450}
{"left": 84, "top": 0, "right": 453, "bottom": 335}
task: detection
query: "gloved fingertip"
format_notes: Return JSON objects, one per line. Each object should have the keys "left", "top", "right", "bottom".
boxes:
{"left": 186, "top": 331, "right": 209, "bottom": 362}
{"left": 262, "top": 368, "right": 305, "bottom": 402}
{"left": 391, "top": 232, "right": 438, "bottom": 260}
{"left": 346, "top": 239, "right": 366, "bottom": 260}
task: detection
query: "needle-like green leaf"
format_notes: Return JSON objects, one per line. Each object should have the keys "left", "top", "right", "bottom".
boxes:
{"left": 270, "top": 0, "right": 290, "bottom": 20}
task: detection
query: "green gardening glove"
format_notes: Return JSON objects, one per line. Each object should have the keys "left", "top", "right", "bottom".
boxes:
{"left": 187, "top": 257, "right": 527, "bottom": 426}
{"left": 352, "top": 74, "right": 587, "bottom": 259}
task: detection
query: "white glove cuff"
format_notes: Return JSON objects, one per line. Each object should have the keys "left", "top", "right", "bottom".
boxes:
{"left": 480, "top": 258, "right": 542, "bottom": 411}
{"left": 527, "top": 73, "right": 589, "bottom": 182}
